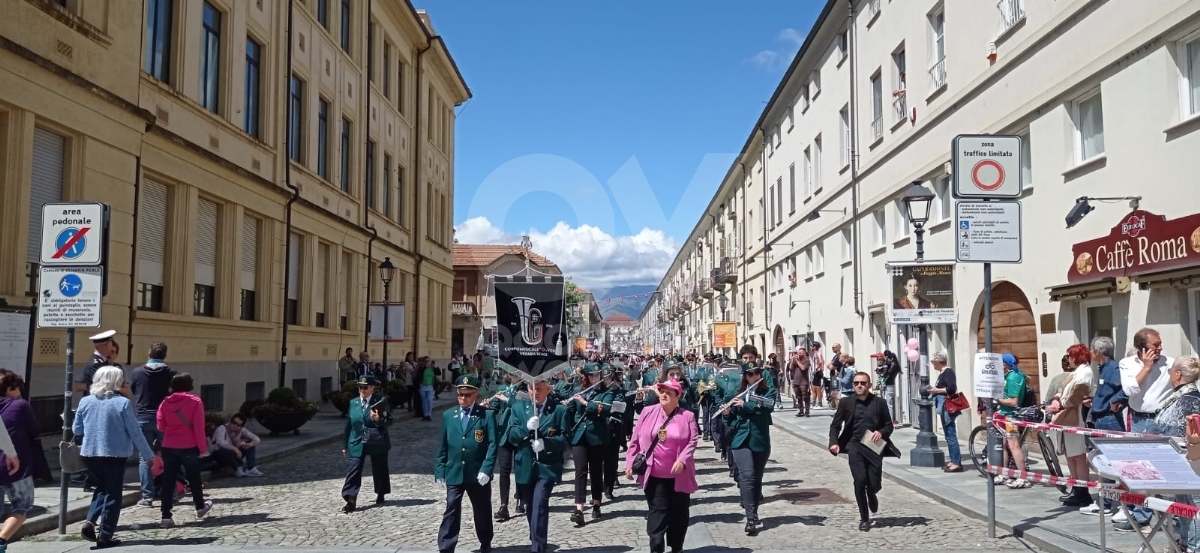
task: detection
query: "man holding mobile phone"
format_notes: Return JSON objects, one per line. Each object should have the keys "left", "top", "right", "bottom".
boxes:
{"left": 1115, "top": 328, "right": 1174, "bottom": 532}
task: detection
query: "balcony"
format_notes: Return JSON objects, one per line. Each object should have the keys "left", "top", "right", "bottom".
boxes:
{"left": 719, "top": 257, "right": 738, "bottom": 284}
{"left": 692, "top": 283, "right": 704, "bottom": 304}
{"left": 997, "top": 0, "right": 1025, "bottom": 34}
{"left": 701, "top": 278, "right": 714, "bottom": 298}
{"left": 710, "top": 268, "right": 726, "bottom": 291}
{"left": 892, "top": 90, "right": 907, "bottom": 125}
{"left": 929, "top": 57, "right": 947, "bottom": 90}
{"left": 451, "top": 301, "right": 477, "bottom": 317}
{"left": 866, "top": 0, "right": 880, "bottom": 21}
{"left": 871, "top": 115, "right": 883, "bottom": 142}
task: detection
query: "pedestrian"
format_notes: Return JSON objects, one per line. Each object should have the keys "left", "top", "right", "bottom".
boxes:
{"left": 0, "top": 370, "right": 33, "bottom": 553}
{"left": 566, "top": 362, "right": 616, "bottom": 525}
{"left": 1047, "top": 344, "right": 1095, "bottom": 507}
{"left": 73, "top": 366, "right": 154, "bottom": 548}
{"left": 838, "top": 356, "right": 858, "bottom": 407}
{"left": 485, "top": 378, "right": 524, "bottom": 520}
{"left": 210, "top": 413, "right": 264, "bottom": 477}
{"left": 434, "top": 375, "right": 497, "bottom": 553}
{"left": 156, "top": 373, "right": 214, "bottom": 527}
{"left": 338, "top": 348, "right": 356, "bottom": 382}
{"left": 625, "top": 378, "right": 698, "bottom": 553}
{"left": 341, "top": 375, "right": 393, "bottom": 512}
{"left": 722, "top": 362, "right": 774, "bottom": 536}
{"left": 994, "top": 354, "right": 1032, "bottom": 489}
{"left": 789, "top": 348, "right": 811, "bottom": 417}
{"left": 1081, "top": 336, "right": 1126, "bottom": 515}
{"left": 507, "top": 379, "right": 568, "bottom": 553}
{"left": 73, "top": 330, "right": 126, "bottom": 492}
{"left": 418, "top": 357, "right": 438, "bottom": 421}
{"left": 877, "top": 351, "right": 901, "bottom": 423}
{"left": 828, "top": 370, "right": 900, "bottom": 532}
{"left": 1114, "top": 328, "right": 1173, "bottom": 531}
{"left": 926, "top": 352, "right": 964, "bottom": 472}
{"left": 128, "top": 342, "right": 177, "bottom": 507}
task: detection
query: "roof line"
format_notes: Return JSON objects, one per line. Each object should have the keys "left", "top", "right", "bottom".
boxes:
{"left": 400, "top": 0, "right": 473, "bottom": 101}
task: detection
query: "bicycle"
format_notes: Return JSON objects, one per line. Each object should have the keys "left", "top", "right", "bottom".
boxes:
{"left": 967, "top": 405, "right": 1065, "bottom": 492}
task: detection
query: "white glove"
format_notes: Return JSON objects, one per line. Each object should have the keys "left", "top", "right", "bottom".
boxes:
{"left": 527, "top": 416, "right": 540, "bottom": 431}
{"left": 531, "top": 439, "right": 545, "bottom": 453}
{"left": 435, "top": 478, "right": 445, "bottom": 488}
{"left": 477, "top": 472, "right": 491, "bottom": 486}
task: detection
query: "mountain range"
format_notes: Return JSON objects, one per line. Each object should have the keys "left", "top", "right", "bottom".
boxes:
{"left": 596, "top": 284, "right": 658, "bottom": 320}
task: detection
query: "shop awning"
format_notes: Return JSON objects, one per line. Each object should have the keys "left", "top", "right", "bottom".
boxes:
{"left": 1046, "top": 278, "right": 1119, "bottom": 302}
{"left": 1132, "top": 267, "right": 1200, "bottom": 290}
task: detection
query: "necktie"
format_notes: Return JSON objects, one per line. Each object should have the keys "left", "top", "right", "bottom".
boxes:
{"left": 461, "top": 408, "right": 470, "bottom": 432}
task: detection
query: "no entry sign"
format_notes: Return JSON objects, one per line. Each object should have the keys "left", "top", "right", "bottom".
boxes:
{"left": 952, "top": 135, "right": 1022, "bottom": 199}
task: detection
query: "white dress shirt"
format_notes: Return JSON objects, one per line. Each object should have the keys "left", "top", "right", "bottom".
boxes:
{"left": 1118, "top": 354, "right": 1175, "bottom": 413}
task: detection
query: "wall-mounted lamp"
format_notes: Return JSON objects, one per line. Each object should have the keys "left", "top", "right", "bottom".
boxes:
{"left": 806, "top": 208, "right": 847, "bottom": 222}
{"left": 1065, "top": 196, "right": 1142, "bottom": 229}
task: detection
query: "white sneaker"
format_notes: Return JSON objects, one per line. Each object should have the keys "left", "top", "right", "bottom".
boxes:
{"left": 993, "top": 475, "right": 1009, "bottom": 485}
{"left": 1006, "top": 478, "right": 1032, "bottom": 489}
{"left": 1079, "top": 503, "right": 1112, "bottom": 515}
{"left": 1112, "top": 510, "right": 1129, "bottom": 524}
{"left": 234, "top": 467, "right": 246, "bottom": 478}
{"left": 245, "top": 467, "right": 264, "bottom": 477}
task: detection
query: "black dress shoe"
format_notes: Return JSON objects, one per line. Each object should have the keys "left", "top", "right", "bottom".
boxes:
{"left": 744, "top": 521, "right": 758, "bottom": 536}
{"left": 375, "top": 494, "right": 386, "bottom": 504}
{"left": 80, "top": 520, "right": 97, "bottom": 542}
{"left": 591, "top": 505, "right": 601, "bottom": 520}
{"left": 868, "top": 493, "right": 878, "bottom": 514}
{"left": 858, "top": 520, "right": 871, "bottom": 532}
{"left": 570, "top": 509, "right": 585, "bottom": 525}
{"left": 494, "top": 505, "right": 509, "bottom": 521}
{"left": 515, "top": 502, "right": 526, "bottom": 515}
{"left": 92, "top": 537, "right": 122, "bottom": 550}
{"left": 342, "top": 496, "right": 357, "bottom": 513}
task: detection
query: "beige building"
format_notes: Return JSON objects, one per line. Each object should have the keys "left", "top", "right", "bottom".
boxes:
{"left": 1, "top": 0, "right": 468, "bottom": 415}
{"left": 650, "top": 0, "right": 1200, "bottom": 429}
{"left": 452, "top": 244, "right": 562, "bottom": 355}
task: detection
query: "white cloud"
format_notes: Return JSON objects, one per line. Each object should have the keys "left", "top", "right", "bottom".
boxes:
{"left": 748, "top": 27, "right": 804, "bottom": 71}
{"left": 455, "top": 216, "right": 677, "bottom": 294}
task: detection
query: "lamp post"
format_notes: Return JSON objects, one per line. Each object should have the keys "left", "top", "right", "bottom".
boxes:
{"left": 379, "top": 257, "right": 395, "bottom": 385}
{"left": 900, "top": 181, "right": 943, "bottom": 468}
{"left": 678, "top": 322, "right": 685, "bottom": 355}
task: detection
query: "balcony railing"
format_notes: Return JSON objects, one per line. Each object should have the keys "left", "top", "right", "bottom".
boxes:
{"left": 701, "top": 278, "right": 714, "bottom": 298}
{"left": 451, "top": 301, "right": 477, "bottom": 317}
{"left": 866, "top": 0, "right": 880, "bottom": 20}
{"left": 892, "top": 92, "right": 907, "bottom": 124}
{"left": 929, "top": 57, "right": 947, "bottom": 90}
{"left": 710, "top": 268, "right": 726, "bottom": 291}
{"left": 719, "top": 257, "right": 737, "bottom": 284}
{"left": 997, "top": 0, "right": 1025, "bottom": 33}
{"left": 871, "top": 115, "right": 883, "bottom": 141}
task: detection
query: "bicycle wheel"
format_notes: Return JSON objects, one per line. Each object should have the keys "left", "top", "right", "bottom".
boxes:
{"left": 1038, "top": 431, "right": 1067, "bottom": 493}
{"left": 968, "top": 425, "right": 990, "bottom": 479}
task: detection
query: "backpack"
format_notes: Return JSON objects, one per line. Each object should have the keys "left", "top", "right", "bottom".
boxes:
{"left": 1020, "top": 385, "right": 1038, "bottom": 408}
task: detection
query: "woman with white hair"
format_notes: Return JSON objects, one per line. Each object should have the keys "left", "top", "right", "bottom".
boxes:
{"left": 927, "top": 352, "right": 964, "bottom": 472}
{"left": 72, "top": 366, "right": 154, "bottom": 548}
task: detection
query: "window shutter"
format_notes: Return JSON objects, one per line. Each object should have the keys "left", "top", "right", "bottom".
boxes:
{"left": 28, "top": 128, "right": 66, "bottom": 263}
{"left": 139, "top": 180, "right": 168, "bottom": 286}
{"left": 338, "top": 252, "right": 349, "bottom": 316}
{"left": 195, "top": 198, "right": 218, "bottom": 286}
{"left": 287, "top": 233, "right": 301, "bottom": 300}
{"left": 241, "top": 215, "right": 257, "bottom": 291}
{"left": 315, "top": 243, "right": 328, "bottom": 313}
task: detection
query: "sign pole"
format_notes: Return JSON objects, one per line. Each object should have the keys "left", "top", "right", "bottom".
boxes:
{"left": 984, "top": 262, "right": 997, "bottom": 538}
{"left": 57, "top": 327, "right": 74, "bottom": 535}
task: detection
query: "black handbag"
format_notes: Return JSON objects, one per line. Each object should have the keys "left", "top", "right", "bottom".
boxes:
{"left": 631, "top": 410, "right": 677, "bottom": 476}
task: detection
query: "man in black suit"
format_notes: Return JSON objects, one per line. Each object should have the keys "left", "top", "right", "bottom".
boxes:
{"left": 828, "top": 370, "right": 900, "bottom": 532}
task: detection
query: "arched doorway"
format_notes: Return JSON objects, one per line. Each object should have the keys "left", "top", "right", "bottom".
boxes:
{"left": 773, "top": 326, "right": 786, "bottom": 363}
{"left": 976, "top": 281, "right": 1040, "bottom": 395}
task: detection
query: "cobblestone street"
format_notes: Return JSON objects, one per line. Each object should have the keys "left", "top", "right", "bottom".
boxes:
{"left": 24, "top": 407, "right": 1037, "bottom": 552}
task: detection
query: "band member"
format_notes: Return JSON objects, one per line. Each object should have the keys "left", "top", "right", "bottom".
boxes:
{"left": 712, "top": 363, "right": 741, "bottom": 463}
{"left": 508, "top": 379, "right": 569, "bottom": 553}
{"left": 565, "top": 363, "right": 615, "bottom": 525}
{"left": 829, "top": 371, "right": 900, "bottom": 532}
{"left": 738, "top": 344, "right": 777, "bottom": 399}
{"left": 695, "top": 358, "right": 716, "bottom": 441}
{"left": 486, "top": 378, "right": 525, "bottom": 520}
{"left": 723, "top": 363, "right": 774, "bottom": 536}
{"left": 435, "top": 375, "right": 497, "bottom": 553}
{"left": 341, "top": 375, "right": 393, "bottom": 512}
{"left": 602, "top": 366, "right": 631, "bottom": 499}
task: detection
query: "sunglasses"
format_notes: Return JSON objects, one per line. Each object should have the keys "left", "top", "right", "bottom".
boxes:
{"left": 852, "top": 381, "right": 871, "bottom": 386}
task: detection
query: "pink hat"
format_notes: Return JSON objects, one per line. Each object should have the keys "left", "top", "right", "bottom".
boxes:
{"left": 656, "top": 379, "right": 683, "bottom": 396}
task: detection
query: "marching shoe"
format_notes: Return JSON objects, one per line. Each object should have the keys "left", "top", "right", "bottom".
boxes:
{"left": 570, "top": 509, "right": 585, "bottom": 526}
{"left": 494, "top": 505, "right": 509, "bottom": 521}
{"left": 591, "top": 505, "right": 601, "bottom": 520}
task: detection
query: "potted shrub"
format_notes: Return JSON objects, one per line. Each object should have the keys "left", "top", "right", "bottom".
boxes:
{"left": 204, "top": 412, "right": 228, "bottom": 438}
{"left": 322, "top": 380, "right": 358, "bottom": 416}
{"left": 384, "top": 378, "right": 408, "bottom": 409}
{"left": 252, "top": 387, "right": 319, "bottom": 436}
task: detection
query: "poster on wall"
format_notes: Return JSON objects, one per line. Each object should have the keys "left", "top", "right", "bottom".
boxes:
{"left": 889, "top": 263, "right": 956, "bottom": 324}
{"left": 712, "top": 322, "right": 737, "bottom": 349}
{"left": 492, "top": 275, "right": 568, "bottom": 380}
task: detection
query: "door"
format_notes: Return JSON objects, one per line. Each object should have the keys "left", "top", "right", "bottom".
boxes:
{"left": 976, "top": 281, "right": 1039, "bottom": 396}
{"left": 452, "top": 328, "right": 464, "bottom": 355}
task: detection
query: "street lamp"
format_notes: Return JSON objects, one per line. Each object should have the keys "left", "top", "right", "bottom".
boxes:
{"left": 900, "top": 181, "right": 943, "bottom": 468}
{"left": 717, "top": 293, "right": 728, "bottom": 320}
{"left": 378, "top": 257, "right": 395, "bottom": 385}
{"left": 678, "top": 322, "right": 685, "bottom": 354}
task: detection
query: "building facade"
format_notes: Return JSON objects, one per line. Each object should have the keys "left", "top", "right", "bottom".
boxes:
{"left": 649, "top": 0, "right": 1200, "bottom": 428}
{"left": 452, "top": 244, "right": 562, "bottom": 356}
{"left": 1, "top": 0, "right": 469, "bottom": 416}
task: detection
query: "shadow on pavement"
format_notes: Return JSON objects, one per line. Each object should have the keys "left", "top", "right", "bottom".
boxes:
{"left": 686, "top": 547, "right": 753, "bottom": 553}
{"left": 769, "top": 478, "right": 804, "bottom": 488}
{"left": 761, "top": 514, "right": 825, "bottom": 529}
{"left": 689, "top": 512, "right": 743, "bottom": 524}
{"left": 115, "top": 536, "right": 220, "bottom": 546}
{"left": 871, "top": 515, "right": 930, "bottom": 528}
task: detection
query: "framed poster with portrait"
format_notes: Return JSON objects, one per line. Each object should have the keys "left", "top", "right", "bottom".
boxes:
{"left": 888, "top": 263, "right": 956, "bottom": 324}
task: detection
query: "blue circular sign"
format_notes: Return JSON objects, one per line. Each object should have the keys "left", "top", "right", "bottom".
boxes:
{"left": 59, "top": 274, "right": 83, "bottom": 298}
{"left": 54, "top": 228, "right": 87, "bottom": 260}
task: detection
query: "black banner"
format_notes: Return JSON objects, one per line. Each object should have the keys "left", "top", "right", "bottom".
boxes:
{"left": 493, "top": 275, "right": 567, "bottom": 380}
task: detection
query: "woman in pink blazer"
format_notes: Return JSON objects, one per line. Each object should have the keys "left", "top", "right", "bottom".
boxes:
{"left": 624, "top": 379, "right": 699, "bottom": 553}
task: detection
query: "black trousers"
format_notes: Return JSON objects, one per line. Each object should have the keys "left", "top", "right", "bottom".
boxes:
{"left": 438, "top": 482, "right": 493, "bottom": 553}
{"left": 517, "top": 478, "right": 555, "bottom": 553}
{"left": 700, "top": 402, "right": 714, "bottom": 438}
{"left": 731, "top": 447, "right": 769, "bottom": 522}
{"left": 793, "top": 385, "right": 811, "bottom": 413}
{"left": 644, "top": 476, "right": 690, "bottom": 553}
{"left": 160, "top": 447, "right": 205, "bottom": 520}
{"left": 847, "top": 442, "right": 883, "bottom": 522}
{"left": 341, "top": 453, "right": 391, "bottom": 498}
{"left": 603, "top": 427, "right": 622, "bottom": 493}
{"left": 572, "top": 444, "right": 606, "bottom": 505}
{"left": 494, "top": 445, "right": 515, "bottom": 507}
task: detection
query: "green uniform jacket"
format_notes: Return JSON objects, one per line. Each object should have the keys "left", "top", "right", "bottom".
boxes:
{"left": 343, "top": 394, "right": 393, "bottom": 458}
{"left": 434, "top": 404, "right": 498, "bottom": 486}
{"left": 678, "top": 379, "right": 698, "bottom": 413}
{"left": 695, "top": 365, "right": 716, "bottom": 406}
{"left": 725, "top": 385, "right": 774, "bottom": 452}
{"left": 486, "top": 386, "right": 519, "bottom": 447}
{"left": 713, "top": 370, "right": 740, "bottom": 404}
{"left": 566, "top": 385, "right": 615, "bottom": 446}
{"left": 640, "top": 369, "right": 660, "bottom": 387}
{"left": 507, "top": 399, "right": 570, "bottom": 484}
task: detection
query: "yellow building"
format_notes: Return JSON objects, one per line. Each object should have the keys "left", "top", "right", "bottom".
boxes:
{"left": 0, "top": 0, "right": 469, "bottom": 414}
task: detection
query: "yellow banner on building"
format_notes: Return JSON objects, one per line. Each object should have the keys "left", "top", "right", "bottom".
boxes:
{"left": 574, "top": 336, "right": 587, "bottom": 353}
{"left": 712, "top": 322, "right": 737, "bottom": 349}
{"left": 643, "top": 345, "right": 652, "bottom": 354}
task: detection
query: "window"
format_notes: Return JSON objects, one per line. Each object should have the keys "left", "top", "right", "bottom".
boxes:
{"left": 240, "top": 215, "right": 258, "bottom": 321}
{"left": 397, "top": 60, "right": 406, "bottom": 114}
{"left": 396, "top": 165, "right": 406, "bottom": 226}
{"left": 288, "top": 75, "right": 304, "bottom": 162}
{"left": 1191, "top": 290, "right": 1200, "bottom": 354}
{"left": 365, "top": 140, "right": 376, "bottom": 208}
{"left": 893, "top": 199, "right": 911, "bottom": 238}
{"left": 340, "top": 0, "right": 351, "bottom": 53}
{"left": 998, "top": 0, "right": 1026, "bottom": 33}
{"left": 383, "top": 154, "right": 392, "bottom": 217}
{"left": 932, "top": 176, "right": 951, "bottom": 223}
{"left": 244, "top": 38, "right": 262, "bottom": 138}
{"left": 317, "top": 98, "right": 330, "bottom": 180}
{"left": 316, "top": 0, "right": 329, "bottom": 30}
{"left": 800, "top": 85, "right": 810, "bottom": 111}
{"left": 144, "top": 0, "right": 173, "bottom": 82}
{"left": 1082, "top": 301, "right": 1114, "bottom": 342}
{"left": 340, "top": 117, "right": 351, "bottom": 192}
{"left": 785, "top": 106, "right": 794, "bottom": 131}
{"left": 836, "top": 31, "right": 848, "bottom": 64}
{"left": 338, "top": 251, "right": 351, "bottom": 330}
{"left": 776, "top": 179, "right": 784, "bottom": 224}
{"left": 873, "top": 210, "right": 886, "bottom": 247}
{"left": 286, "top": 233, "right": 301, "bottom": 325}
{"left": 844, "top": 328, "right": 855, "bottom": 356}
{"left": 841, "top": 227, "right": 852, "bottom": 262}
{"left": 929, "top": 9, "right": 947, "bottom": 89}
{"left": 870, "top": 71, "right": 883, "bottom": 140}
{"left": 292, "top": 379, "right": 308, "bottom": 399}
{"left": 1019, "top": 130, "right": 1032, "bottom": 188}
{"left": 245, "top": 381, "right": 266, "bottom": 401}
{"left": 200, "top": 385, "right": 224, "bottom": 412}
{"left": 194, "top": 198, "right": 218, "bottom": 317}
{"left": 1074, "top": 90, "right": 1105, "bottom": 161}
{"left": 788, "top": 163, "right": 796, "bottom": 213}
{"left": 138, "top": 180, "right": 168, "bottom": 312}
{"left": 1185, "top": 36, "right": 1200, "bottom": 117}
{"left": 839, "top": 105, "right": 851, "bottom": 167}
{"left": 27, "top": 128, "right": 66, "bottom": 295}
{"left": 815, "top": 243, "right": 825, "bottom": 275}
{"left": 315, "top": 243, "right": 329, "bottom": 328}
{"left": 383, "top": 43, "right": 391, "bottom": 98}
{"left": 200, "top": 3, "right": 222, "bottom": 114}
{"left": 803, "top": 249, "right": 813, "bottom": 279}
{"left": 892, "top": 47, "right": 907, "bottom": 123}
{"left": 802, "top": 146, "right": 812, "bottom": 197}
{"left": 768, "top": 184, "right": 775, "bottom": 228}
{"left": 810, "top": 70, "right": 821, "bottom": 97}
{"left": 813, "top": 135, "right": 823, "bottom": 191}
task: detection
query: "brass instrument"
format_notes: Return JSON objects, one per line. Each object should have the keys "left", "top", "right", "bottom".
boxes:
{"left": 696, "top": 376, "right": 718, "bottom": 397}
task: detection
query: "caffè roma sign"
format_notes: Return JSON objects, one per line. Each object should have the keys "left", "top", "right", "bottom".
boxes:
{"left": 1068, "top": 210, "right": 1200, "bottom": 284}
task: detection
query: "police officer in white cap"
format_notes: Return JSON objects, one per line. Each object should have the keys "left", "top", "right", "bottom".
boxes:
{"left": 73, "top": 330, "right": 121, "bottom": 394}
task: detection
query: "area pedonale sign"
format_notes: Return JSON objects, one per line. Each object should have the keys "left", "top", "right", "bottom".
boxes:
{"left": 1068, "top": 210, "right": 1200, "bottom": 283}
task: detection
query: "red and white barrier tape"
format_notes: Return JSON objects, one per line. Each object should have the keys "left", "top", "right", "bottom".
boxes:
{"left": 990, "top": 414, "right": 1147, "bottom": 439}
{"left": 985, "top": 463, "right": 1108, "bottom": 489}
{"left": 985, "top": 463, "right": 1200, "bottom": 519}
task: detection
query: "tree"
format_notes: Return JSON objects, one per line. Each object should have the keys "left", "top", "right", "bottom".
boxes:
{"left": 565, "top": 280, "right": 586, "bottom": 333}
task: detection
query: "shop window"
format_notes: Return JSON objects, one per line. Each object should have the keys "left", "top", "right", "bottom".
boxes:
{"left": 1081, "top": 300, "right": 1114, "bottom": 343}
{"left": 1190, "top": 289, "right": 1200, "bottom": 354}
{"left": 200, "top": 384, "right": 224, "bottom": 412}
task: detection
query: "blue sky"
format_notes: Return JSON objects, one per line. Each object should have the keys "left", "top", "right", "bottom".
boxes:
{"left": 425, "top": 0, "right": 822, "bottom": 291}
